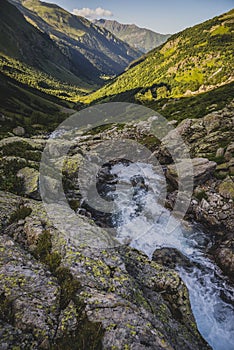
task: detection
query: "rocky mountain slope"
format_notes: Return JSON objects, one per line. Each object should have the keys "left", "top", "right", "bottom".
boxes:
{"left": 10, "top": 0, "right": 141, "bottom": 78}
{"left": 94, "top": 19, "right": 171, "bottom": 53}
{"left": 86, "top": 9, "right": 234, "bottom": 104}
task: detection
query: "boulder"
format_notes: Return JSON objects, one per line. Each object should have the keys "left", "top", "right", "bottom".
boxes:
{"left": 167, "top": 158, "right": 217, "bottom": 188}
{"left": 12, "top": 126, "right": 25, "bottom": 137}
{"left": 152, "top": 247, "right": 193, "bottom": 270}
{"left": 218, "top": 177, "right": 234, "bottom": 199}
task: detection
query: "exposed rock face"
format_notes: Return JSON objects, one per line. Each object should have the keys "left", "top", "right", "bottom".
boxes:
{"left": 167, "top": 101, "right": 234, "bottom": 177}
{"left": 190, "top": 182, "right": 234, "bottom": 231}
{"left": 0, "top": 191, "right": 210, "bottom": 349}
{"left": 212, "top": 235, "right": 234, "bottom": 283}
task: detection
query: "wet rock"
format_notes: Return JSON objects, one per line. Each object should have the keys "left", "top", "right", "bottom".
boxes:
{"left": 212, "top": 235, "right": 234, "bottom": 282}
{"left": 152, "top": 248, "right": 193, "bottom": 270}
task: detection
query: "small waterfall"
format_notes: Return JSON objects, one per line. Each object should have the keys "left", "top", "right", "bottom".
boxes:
{"left": 109, "top": 162, "right": 234, "bottom": 350}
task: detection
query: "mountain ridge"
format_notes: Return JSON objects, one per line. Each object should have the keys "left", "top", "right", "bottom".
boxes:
{"left": 94, "top": 19, "right": 171, "bottom": 53}
{"left": 10, "top": 0, "right": 142, "bottom": 78}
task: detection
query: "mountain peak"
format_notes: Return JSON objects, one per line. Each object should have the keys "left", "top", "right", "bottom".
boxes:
{"left": 93, "top": 19, "right": 171, "bottom": 53}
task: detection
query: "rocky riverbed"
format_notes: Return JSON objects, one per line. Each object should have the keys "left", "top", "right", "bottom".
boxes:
{"left": 0, "top": 102, "right": 233, "bottom": 349}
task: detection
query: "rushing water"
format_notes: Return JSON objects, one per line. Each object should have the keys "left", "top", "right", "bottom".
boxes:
{"left": 109, "top": 162, "right": 234, "bottom": 350}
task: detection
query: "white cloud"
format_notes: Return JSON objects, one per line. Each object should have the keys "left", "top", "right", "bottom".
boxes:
{"left": 72, "top": 7, "right": 113, "bottom": 19}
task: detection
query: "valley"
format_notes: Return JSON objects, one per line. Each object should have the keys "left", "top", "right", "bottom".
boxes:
{"left": 0, "top": 1, "right": 233, "bottom": 349}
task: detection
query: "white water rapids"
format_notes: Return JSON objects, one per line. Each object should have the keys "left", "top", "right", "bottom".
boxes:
{"left": 109, "top": 162, "right": 234, "bottom": 350}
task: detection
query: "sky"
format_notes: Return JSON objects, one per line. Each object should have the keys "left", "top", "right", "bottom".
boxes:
{"left": 45, "top": 0, "right": 234, "bottom": 33}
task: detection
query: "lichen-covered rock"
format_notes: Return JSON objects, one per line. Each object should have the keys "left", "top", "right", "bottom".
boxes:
{"left": 0, "top": 234, "right": 60, "bottom": 347}
{"left": 0, "top": 191, "right": 211, "bottom": 349}
{"left": 218, "top": 176, "right": 234, "bottom": 199}
{"left": 17, "top": 167, "right": 40, "bottom": 200}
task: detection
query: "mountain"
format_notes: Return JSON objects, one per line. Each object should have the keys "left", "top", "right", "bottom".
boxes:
{"left": 86, "top": 9, "right": 234, "bottom": 110}
{"left": 0, "top": 0, "right": 95, "bottom": 86}
{"left": 0, "top": 0, "right": 91, "bottom": 138}
{"left": 10, "top": 0, "right": 142, "bottom": 78}
{"left": 0, "top": 0, "right": 141, "bottom": 137}
{"left": 94, "top": 19, "right": 171, "bottom": 53}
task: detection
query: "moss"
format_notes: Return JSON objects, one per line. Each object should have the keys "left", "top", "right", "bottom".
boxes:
{"left": 9, "top": 206, "right": 32, "bottom": 224}
{"left": 208, "top": 154, "right": 226, "bottom": 164}
{"left": 68, "top": 199, "right": 80, "bottom": 212}
{"left": 33, "top": 230, "right": 52, "bottom": 260}
{"left": 0, "top": 292, "right": 14, "bottom": 324}
{"left": 56, "top": 267, "right": 81, "bottom": 310}
{"left": 53, "top": 318, "right": 104, "bottom": 350}
{"left": 194, "top": 190, "right": 208, "bottom": 201}
{"left": 214, "top": 171, "right": 228, "bottom": 180}
{"left": 138, "top": 135, "right": 160, "bottom": 151}
{"left": 218, "top": 177, "right": 234, "bottom": 199}
{"left": 85, "top": 123, "right": 116, "bottom": 136}
{"left": 45, "top": 252, "right": 62, "bottom": 274}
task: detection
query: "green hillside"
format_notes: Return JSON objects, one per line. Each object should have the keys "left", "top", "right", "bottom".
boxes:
{"left": 0, "top": 70, "right": 78, "bottom": 139}
{"left": 11, "top": 0, "right": 141, "bottom": 78}
{"left": 0, "top": 0, "right": 100, "bottom": 87}
{"left": 94, "top": 19, "right": 171, "bottom": 53}
{"left": 85, "top": 9, "right": 234, "bottom": 104}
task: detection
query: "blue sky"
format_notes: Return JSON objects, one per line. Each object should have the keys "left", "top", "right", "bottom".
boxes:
{"left": 45, "top": 0, "right": 234, "bottom": 33}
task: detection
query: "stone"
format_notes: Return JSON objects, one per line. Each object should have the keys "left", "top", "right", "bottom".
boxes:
{"left": 12, "top": 126, "right": 25, "bottom": 137}
{"left": 225, "top": 142, "right": 234, "bottom": 161}
{"left": 218, "top": 212, "right": 228, "bottom": 220}
{"left": 167, "top": 158, "right": 216, "bottom": 188}
{"left": 218, "top": 177, "right": 234, "bottom": 199}
{"left": 17, "top": 167, "right": 40, "bottom": 200}
{"left": 216, "top": 148, "right": 224, "bottom": 158}
{"left": 201, "top": 198, "right": 210, "bottom": 210}
{"left": 152, "top": 247, "right": 193, "bottom": 270}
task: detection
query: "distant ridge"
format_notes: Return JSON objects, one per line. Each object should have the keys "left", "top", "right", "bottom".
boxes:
{"left": 94, "top": 19, "right": 171, "bottom": 53}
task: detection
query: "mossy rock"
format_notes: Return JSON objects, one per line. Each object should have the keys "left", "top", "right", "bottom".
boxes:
{"left": 218, "top": 176, "right": 234, "bottom": 199}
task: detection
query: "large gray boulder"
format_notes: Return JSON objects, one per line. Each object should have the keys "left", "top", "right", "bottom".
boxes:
{"left": 0, "top": 191, "right": 211, "bottom": 350}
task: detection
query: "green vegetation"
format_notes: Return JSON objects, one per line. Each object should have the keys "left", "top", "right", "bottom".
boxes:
{"left": 84, "top": 9, "right": 234, "bottom": 105}
{"left": 0, "top": 55, "right": 90, "bottom": 100}
{"left": 194, "top": 190, "right": 208, "bottom": 201}
{"left": 0, "top": 68, "right": 77, "bottom": 138}
{"left": 9, "top": 206, "right": 32, "bottom": 224}
{"left": 144, "top": 82, "right": 234, "bottom": 122}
